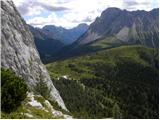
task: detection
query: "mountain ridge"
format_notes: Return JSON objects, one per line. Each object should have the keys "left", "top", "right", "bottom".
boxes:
{"left": 76, "top": 7, "right": 159, "bottom": 47}
{"left": 37, "top": 23, "right": 88, "bottom": 44}
{"left": 29, "top": 23, "right": 88, "bottom": 62}
{"left": 48, "top": 7, "right": 159, "bottom": 62}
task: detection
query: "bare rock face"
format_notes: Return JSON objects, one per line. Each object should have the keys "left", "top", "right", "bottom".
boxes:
{"left": 1, "top": 0, "right": 67, "bottom": 111}
{"left": 76, "top": 8, "right": 159, "bottom": 48}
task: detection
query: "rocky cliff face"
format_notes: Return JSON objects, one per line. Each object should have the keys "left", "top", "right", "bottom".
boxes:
{"left": 1, "top": 0, "right": 67, "bottom": 111}
{"left": 76, "top": 8, "right": 159, "bottom": 48}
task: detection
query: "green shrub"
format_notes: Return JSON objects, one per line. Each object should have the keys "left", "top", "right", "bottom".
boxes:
{"left": 34, "top": 75, "right": 51, "bottom": 99}
{"left": 1, "top": 68, "right": 28, "bottom": 113}
{"left": 112, "top": 103, "right": 121, "bottom": 119}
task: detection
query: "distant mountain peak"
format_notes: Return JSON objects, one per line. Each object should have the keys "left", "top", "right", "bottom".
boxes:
{"left": 77, "top": 23, "right": 88, "bottom": 27}
{"left": 75, "top": 8, "right": 159, "bottom": 48}
{"left": 39, "top": 23, "right": 88, "bottom": 44}
{"left": 104, "top": 7, "right": 121, "bottom": 12}
{"left": 101, "top": 7, "right": 121, "bottom": 16}
{"left": 29, "top": 23, "right": 88, "bottom": 62}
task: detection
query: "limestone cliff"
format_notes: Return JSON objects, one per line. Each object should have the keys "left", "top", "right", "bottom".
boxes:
{"left": 76, "top": 8, "right": 159, "bottom": 48}
{"left": 1, "top": 0, "right": 67, "bottom": 111}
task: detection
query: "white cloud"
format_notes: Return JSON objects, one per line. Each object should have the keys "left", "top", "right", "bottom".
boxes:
{"left": 13, "top": 0, "right": 69, "bottom": 17}
{"left": 27, "top": 12, "right": 88, "bottom": 28}
{"left": 13, "top": 0, "right": 159, "bottom": 28}
{"left": 123, "top": 0, "right": 159, "bottom": 11}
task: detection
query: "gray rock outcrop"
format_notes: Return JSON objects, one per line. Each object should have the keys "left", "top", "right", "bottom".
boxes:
{"left": 76, "top": 8, "right": 159, "bottom": 48}
{"left": 1, "top": 0, "right": 67, "bottom": 111}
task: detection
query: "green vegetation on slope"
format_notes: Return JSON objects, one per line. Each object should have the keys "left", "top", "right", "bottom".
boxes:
{"left": 47, "top": 45, "right": 159, "bottom": 118}
{"left": 45, "top": 36, "right": 123, "bottom": 62}
{"left": 1, "top": 68, "right": 68, "bottom": 119}
{"left": 1, "top": 68, "right": 28, "bottom": 113}
{"left": 89, "top": 36, "right": 123, "bottom": 49}
{"left": 1, "top": 93, "right": 65, "bottom": 119}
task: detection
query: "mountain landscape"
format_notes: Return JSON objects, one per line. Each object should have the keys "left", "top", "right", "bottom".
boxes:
{"left": 28, "top": 25, "right": 65, "bottom": 62}
{"left": 1, "top": 1, "right": 71, "bottom": 118}
{"left": 29, "top": 23, "right": 88, "bottom": 62}
{"left": 45, "top": 7, "right": 159, "bottom": 118}
{"left": 1, "top": 0, "right": 159, "bottom": 119}
{"left": 76, "top": 8, "right": 159, "bottom": 47}
{"left": 51, "top": 8, "right": 159, "bottom": 61}
{"left": 47, "top": 45, "right": 158, "bottom": 118}
{"left": 42, "top": 23, "right": 88, "bottom": 44}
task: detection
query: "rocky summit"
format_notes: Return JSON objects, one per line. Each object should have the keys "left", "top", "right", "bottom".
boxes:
{"left": 76, "top": 8, "right": 159, "bottom": 48}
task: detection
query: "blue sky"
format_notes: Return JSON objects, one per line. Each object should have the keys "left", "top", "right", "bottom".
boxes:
{"left": 13, "top": 0, "right": 159, "bottom": 28}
